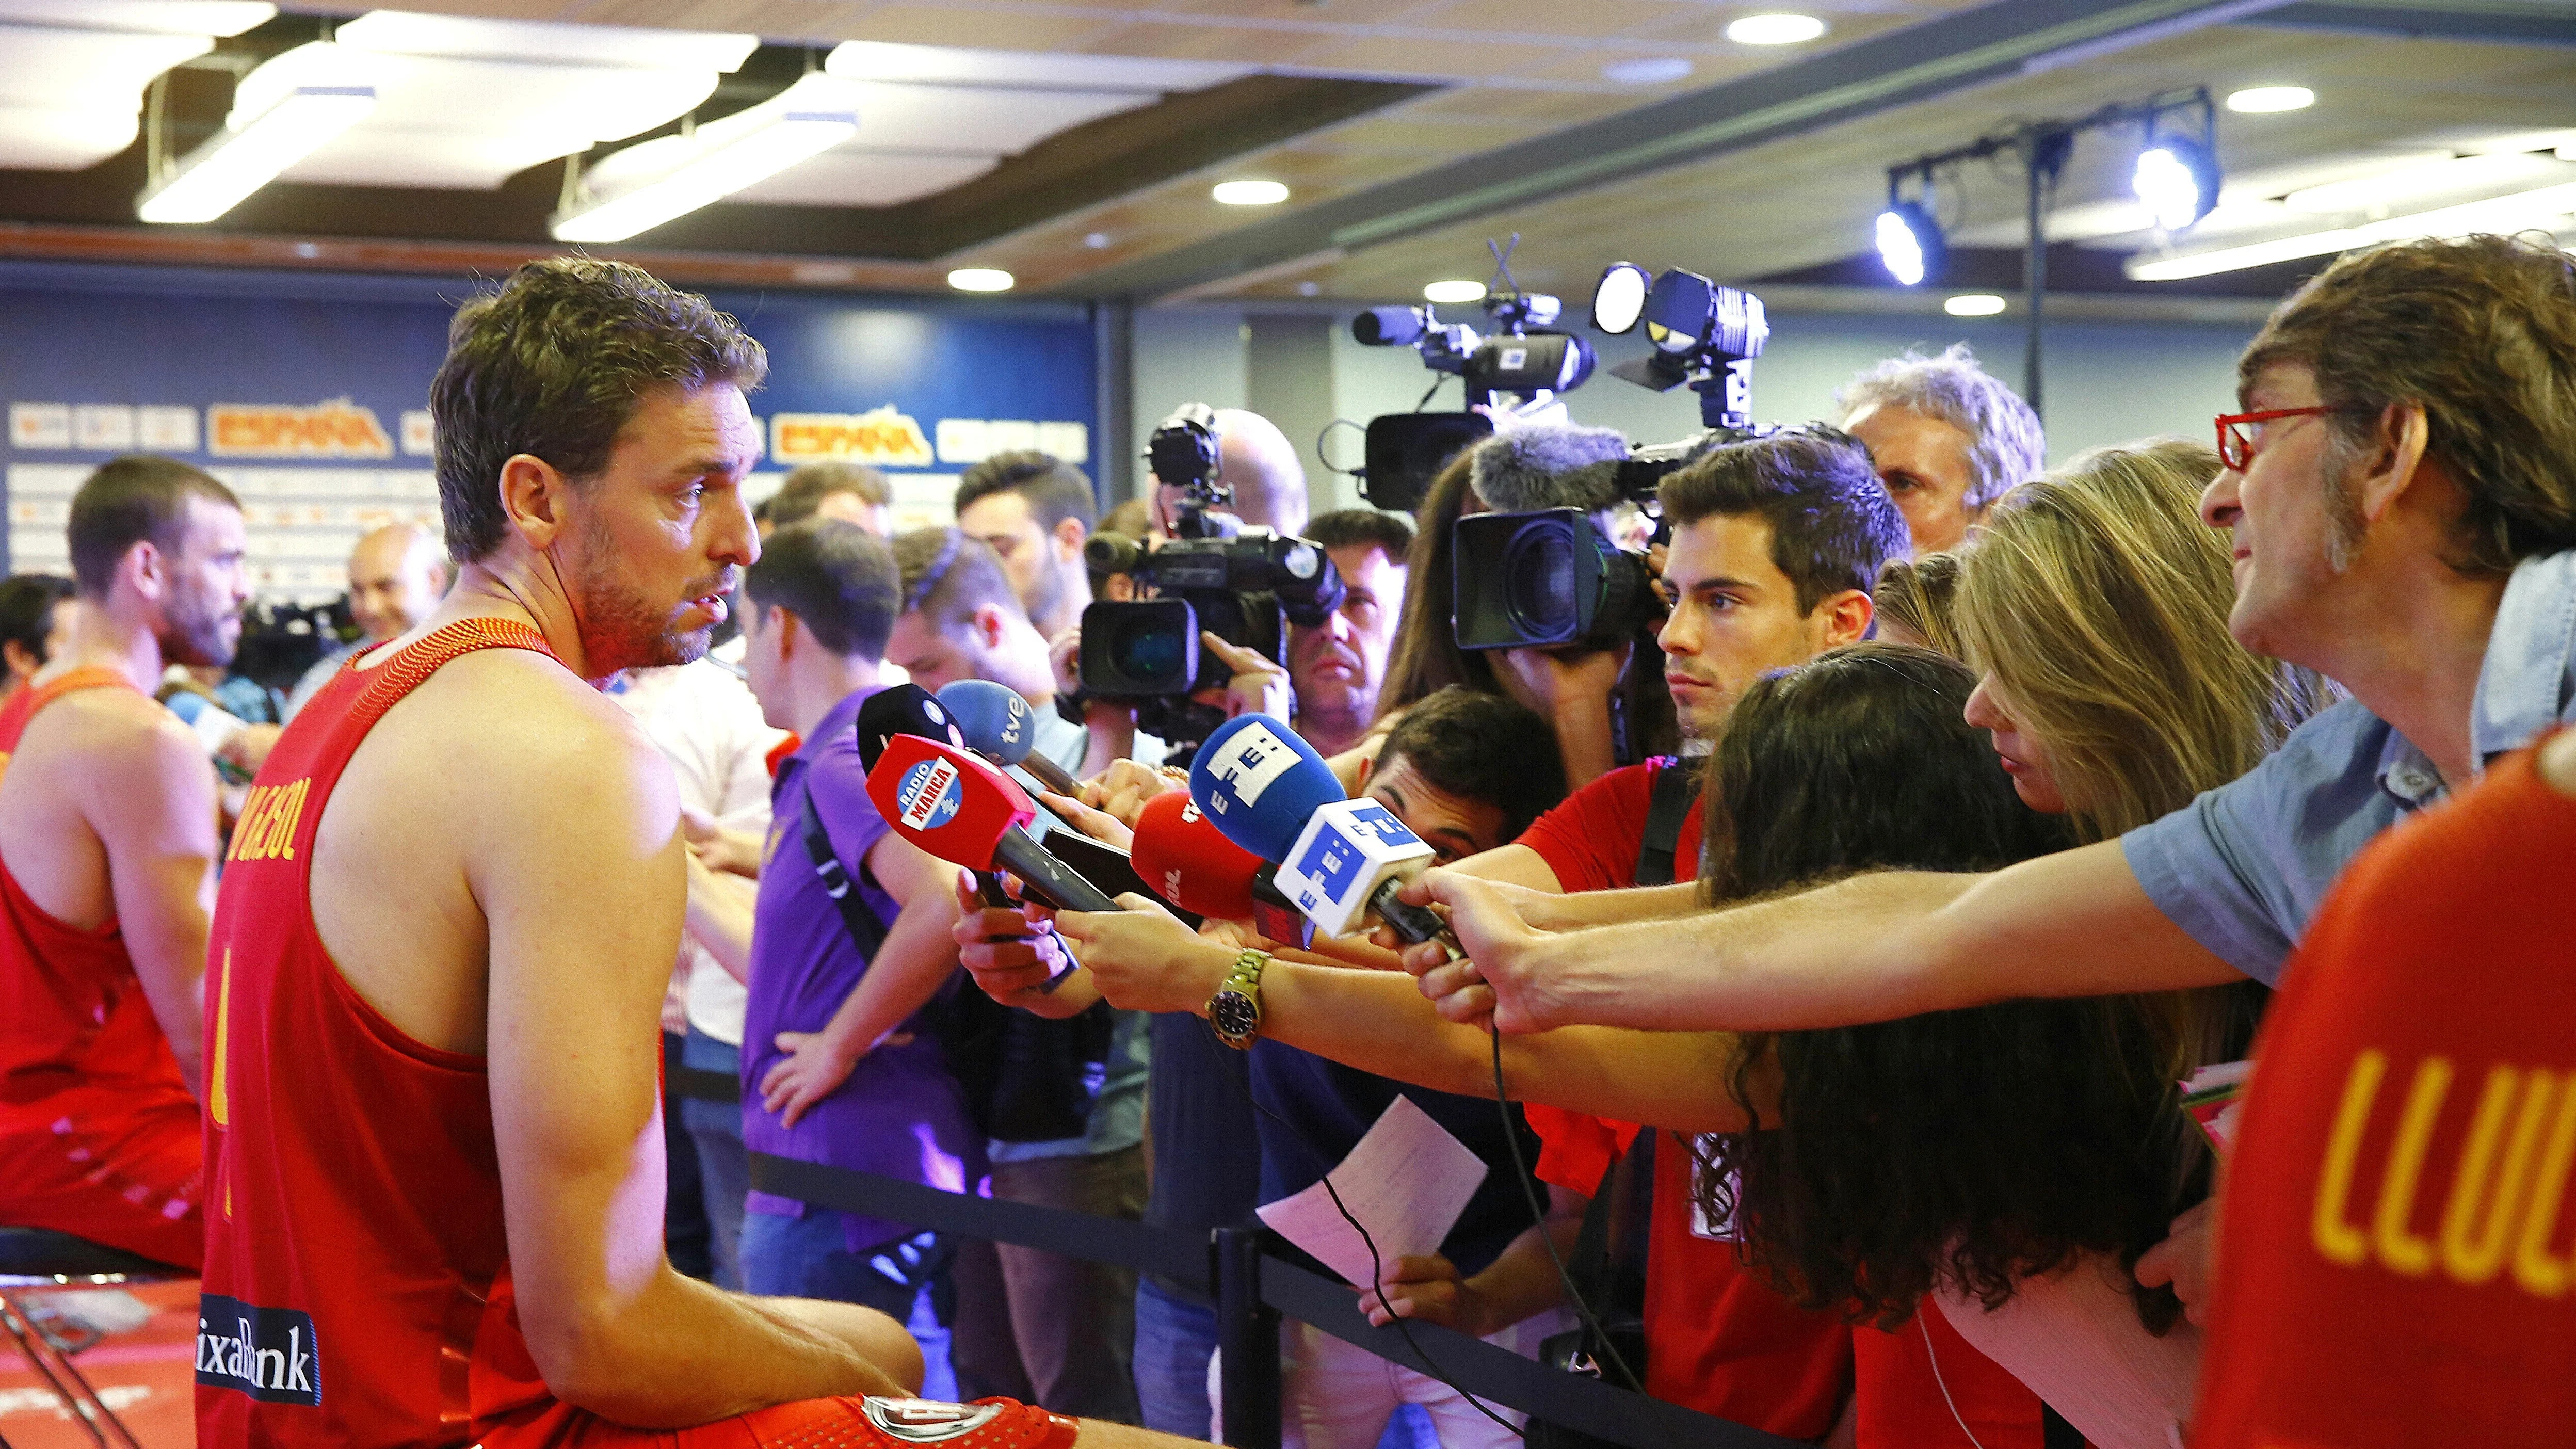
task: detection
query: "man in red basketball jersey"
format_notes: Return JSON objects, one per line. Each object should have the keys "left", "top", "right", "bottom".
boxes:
{"left": 198, "top": 258, "right": 1200, "bottom": 1449}
{"left": 0, "top": 455, "right": 243, "bottom": 1268}
{"left": 2192, "top": 728, "right": 2576, "bottom": 1447}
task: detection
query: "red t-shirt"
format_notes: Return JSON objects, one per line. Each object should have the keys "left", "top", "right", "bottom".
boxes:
{"left": 1515, "top": 756, "right": 1704, "bottom": 895}
{"left": 2194, "top": 745, "right": 2576, "bottom": 1449}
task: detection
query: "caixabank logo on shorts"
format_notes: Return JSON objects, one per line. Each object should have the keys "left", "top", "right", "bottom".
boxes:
{"left": 196, "top": 1294, "right": 322, "bottom": 1405}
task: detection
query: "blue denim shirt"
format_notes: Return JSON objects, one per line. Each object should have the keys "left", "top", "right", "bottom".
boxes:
{"left": 2123, "top": 549, "right": 2576, "bottom": 985}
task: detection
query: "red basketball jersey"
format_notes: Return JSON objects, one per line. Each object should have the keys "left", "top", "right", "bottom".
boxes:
{"left": 198, "top": 620, "right": 565, "bottom": 1445}
{"left": 2193, "top": 744, "right": 2576, "bottom": 1448}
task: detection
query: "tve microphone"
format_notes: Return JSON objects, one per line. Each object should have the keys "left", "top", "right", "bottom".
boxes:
{"left": 936, "top": 679, "right": 1080, "bottom": 797}
{"left": 865, "top": 734, "right": 1117, "bottom": 915}
{"left": 1185, "top": 715, "right": 1448, "bottom": 944}
{"left": 1130, "top": 792, "right": 1310, "bottom": 946}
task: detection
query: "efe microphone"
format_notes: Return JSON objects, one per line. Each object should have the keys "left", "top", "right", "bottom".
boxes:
{"left": 1186, "top": 714, "right": 1450, "bottom": 945}
{"left": 936, "top": 679, "right": 1081, "bottom": 797}
{"left": 864, "top": 734, "right": 1118, "bottom": 916}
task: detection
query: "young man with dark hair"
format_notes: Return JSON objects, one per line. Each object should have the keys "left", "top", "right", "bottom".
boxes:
{"left": 200, "top": 258, "right": 1188, "bottom": 1448}
{"left": 770, "top": 462, "right": 895, "bottom": 537}
{"left": 1363, "top": 685, "right": 1559, "bottom": 863}
{"left": 955, "top": 451, "right": 1099, "bottom": 639}
{"left": 1286, "top": 509, "right": 1412, "bottom": 759}
{"left": 1410, "top": 232, "right": 2576, "bottom": 1326}
{"left": 0, "top": 457, "right": 244, "bottom": 1270}
{"left": 0, "top": 572, "right": 74, "bottom": 704}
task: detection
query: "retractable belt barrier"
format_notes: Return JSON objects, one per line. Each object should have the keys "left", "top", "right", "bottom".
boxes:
{"left": 735, "top": 1149, "right": 1805, "bottom": 1449}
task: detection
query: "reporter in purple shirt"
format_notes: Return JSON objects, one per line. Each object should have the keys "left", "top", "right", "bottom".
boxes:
{"left": 725, "top": 520, "right": 982, "bottom": 1315}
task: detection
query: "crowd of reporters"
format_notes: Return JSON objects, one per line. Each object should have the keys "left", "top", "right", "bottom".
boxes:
{"left": 4, "top": 229, "right": 2570, "bottom": 1449}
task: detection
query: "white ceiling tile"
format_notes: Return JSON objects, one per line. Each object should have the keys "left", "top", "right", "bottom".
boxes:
{"left": 0, "top": 1, "right": 269, "bottom": 36}
{"left": 840, "top": 79, "right": 1153, "bottom": 153}
{"left": 335, "top": 9, "right": 759, "bottom": 72}
{"left": 0, "top": 22, "right": 210, "bottom": 109}
{"left": 824, "top": 39, "right": 1251, "bottom": 94}
{"left": 0, "top": 101, "right": 144, "bottom": 168}
{"left": 728, "top": 148, "right": 999, "bottom": 205}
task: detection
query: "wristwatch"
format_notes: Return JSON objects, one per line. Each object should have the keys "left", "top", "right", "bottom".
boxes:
{"left": 1208, "top": 948, "right": 1270, "bottom": 1050}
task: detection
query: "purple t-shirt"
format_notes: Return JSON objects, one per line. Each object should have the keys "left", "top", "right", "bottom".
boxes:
{"left": 742, "top": 684, "right": 983, "bottom": 1251}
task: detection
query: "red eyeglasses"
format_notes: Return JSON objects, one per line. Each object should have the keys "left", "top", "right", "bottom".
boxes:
{"left": 2214, "top": 407, "right": 2362, "bottom": 472}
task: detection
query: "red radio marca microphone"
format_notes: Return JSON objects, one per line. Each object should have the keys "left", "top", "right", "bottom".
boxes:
{"left": 1130, "top": 792, "right": 1313, "bottom": 947}
{"left": 864, "top": 735, "right": 1118, "bottom": 914}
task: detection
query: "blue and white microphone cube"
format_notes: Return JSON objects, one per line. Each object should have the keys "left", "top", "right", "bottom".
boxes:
{"left": 1277, "top": 799, "right": 1435, "bottom": 938}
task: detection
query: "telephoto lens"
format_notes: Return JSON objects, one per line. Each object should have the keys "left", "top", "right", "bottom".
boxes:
{"left": 1452, "top": 507, "right": 1655, "bottom": 651}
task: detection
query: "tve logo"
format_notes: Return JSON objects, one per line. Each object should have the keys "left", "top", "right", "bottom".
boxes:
{"left": 196, "top": 1295, "right": 322, "bottom": 1406}
{"left": 897, "top": 758, "right": 963, "bottom": 831}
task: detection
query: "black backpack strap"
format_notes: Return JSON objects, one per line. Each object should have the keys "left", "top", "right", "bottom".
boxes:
{"left": 1630, "top": 761, "right": 1701, "bottom": 889}
{"left": 801, "top": 789, "right": 890, "bottom": 958}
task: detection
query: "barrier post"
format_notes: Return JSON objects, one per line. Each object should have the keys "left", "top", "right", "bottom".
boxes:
{"left": 1214, "top": 1226, "right": 1281, "bottom": 1449}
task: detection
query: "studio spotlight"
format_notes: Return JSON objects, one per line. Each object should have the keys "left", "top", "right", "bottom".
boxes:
{"left": 2134, "top": 133, "right": 2220, "bottom": 231}
{"left": 1875, "top": 199, "right": 1943, "bottom": 286}
{"left": 1589, "top": 262, "right": 1651, "bottom": 334}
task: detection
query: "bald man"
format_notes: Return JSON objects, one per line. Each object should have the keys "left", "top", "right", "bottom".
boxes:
{"left": 283, "top": 523, "right": 452, "bottom": 718}
{"left": 1152, "top": 408, "right": 1308, "bottom": 538}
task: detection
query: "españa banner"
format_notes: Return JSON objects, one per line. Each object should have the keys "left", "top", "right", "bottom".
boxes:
{"left": 772, "top": 406, "right": 937, "bottom": 468}
{"left": 209, "top": 397, "right": 395, "bottom": 460}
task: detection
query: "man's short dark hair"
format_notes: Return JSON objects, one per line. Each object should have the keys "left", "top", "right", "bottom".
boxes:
{"left": 743, "top": 520, "right": 898, "bottom": 660}
{"left": 769, "top": 462, "right": 892, "bottom": 528}
{"left": 67, "top": 455, "right": 240, "bottom": 599}
{"left": 429, "top": 257, "right": 767, "bottom": 565}
{"left": 954, "top": 450, "right": 1097, "bottom": 536}
{"left": 892, "top": 526, "right": 1025, "bottom": 635}
{"left": 1378, "top": 685, "right": 1567, "bottom": 841}
{"left": 0, "top": 574, "right": 74, "bottom": 663}
{"left": 1306, "top": 508, "right": 1413, "bottom": 561}
{"left": 1658, "top": 430, "right": 1910, "bottom": 614}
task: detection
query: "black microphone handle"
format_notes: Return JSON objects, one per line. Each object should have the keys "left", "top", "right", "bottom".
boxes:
{"left": 994, "top": 826, "right": 1120, "bottom": 914}
{"left": 1368, "top": 876, "right": 1451, "bottom": 947}
{"left": 1015, "top": 750, "right": 1081, "bottom": 799}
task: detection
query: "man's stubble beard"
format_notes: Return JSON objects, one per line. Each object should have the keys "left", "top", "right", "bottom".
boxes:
{"left": 569, "top": 517, "right": 721, "bottom": 673}
{"left": 163, "top": 582, "right": 239, "bottom": 669}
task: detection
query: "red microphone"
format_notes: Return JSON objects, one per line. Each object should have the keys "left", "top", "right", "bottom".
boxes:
{"left": 865, "top": 735, "right": 1116, "bottom": 914}
{"left": 1130, "top": 792, "right": 1312, "bottom": 946}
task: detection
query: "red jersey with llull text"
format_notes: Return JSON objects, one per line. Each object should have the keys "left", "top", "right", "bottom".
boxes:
{"left": 0, "top": 666, "right": 201, "bottom": 1266}
{"left": 2194, "top": 744, "right": 2576, "bottom": 1449}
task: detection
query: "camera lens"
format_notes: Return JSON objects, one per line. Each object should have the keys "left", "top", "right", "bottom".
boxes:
{"left": 1502, "top": 523, "right": 1582, "bottom": 640}
{"left": 1109, "top": 614, "right": 1186, "bottom": 684}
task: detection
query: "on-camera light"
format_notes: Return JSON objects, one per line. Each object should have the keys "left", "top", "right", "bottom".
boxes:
{"left": 2134, "top": 135, "right": 2220, "bottom": 231}
{"left": 1875, "top": 200, "right": 1942, "bottom": 286}
{"left": 1590, "top": 262, "right": 1650, "bottom": 334}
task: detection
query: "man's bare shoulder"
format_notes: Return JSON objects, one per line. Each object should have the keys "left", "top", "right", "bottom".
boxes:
{"left": 31, "top": 684, "right": 205, "bottom": 782}
{"left": 373, "top": 645, "right": 666, "bottom": 795}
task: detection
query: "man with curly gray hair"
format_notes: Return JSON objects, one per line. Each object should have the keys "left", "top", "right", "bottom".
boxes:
{"left": 1836, "top": 343, "right": 2044, "bottom": 553}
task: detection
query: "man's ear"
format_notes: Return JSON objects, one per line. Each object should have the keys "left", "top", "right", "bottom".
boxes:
{"left": 498, "top": 453, "right": 572, "bottom": 551}
{"left": 2, "top": 639, "right": 35, "bottom": 679}
{"left": 1817, "top": 589, "right": 1874, "bottom": 649}
{"left": 771, "top": 606, "right": 802, "bottom": 661}
{"left": 1054, "top": 516, "right": 1087, "bottom": 561}
{"left": 2354, "top": 401, "right": 2432, "bottom": 525}
{"left": 969, "top": 604, "right": 1008, "bottom": 651}
{"left": 121, "top": 538, "right": 168, "bottom": 605}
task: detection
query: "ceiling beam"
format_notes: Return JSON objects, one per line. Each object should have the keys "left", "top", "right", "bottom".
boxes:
{"left": 1055, "top": 0, "right": 2300, "bottom": 300}
{"left": 2242, "top": 1, "right": 2576, "bottom": 47}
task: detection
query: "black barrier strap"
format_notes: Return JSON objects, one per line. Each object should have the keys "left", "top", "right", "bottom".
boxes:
{"left": 749, "top": 1152, "right": 1208, "bottom": 1292}
{"left": 745, "top": 1152, "right": 1804, "bottom": 1449}
{"left": 670, "top": 1067, "right": 741, "bottom": 1104}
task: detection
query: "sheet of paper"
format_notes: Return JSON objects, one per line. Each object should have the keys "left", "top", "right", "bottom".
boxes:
{"left": 1254, "top": 1094, "right": 1487, "bottom": 1289}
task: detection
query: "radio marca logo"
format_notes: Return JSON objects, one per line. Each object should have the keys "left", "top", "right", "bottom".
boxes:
{"left": 209, "top": 397, "right": 394, "bottom": 459}
{"left": 897, "top": 757, "right": 964, "bottom": 832}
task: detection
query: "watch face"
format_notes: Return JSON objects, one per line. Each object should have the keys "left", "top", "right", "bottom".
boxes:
{"left": 1210, "top": 991, "right": 1260, "bottom": 1043}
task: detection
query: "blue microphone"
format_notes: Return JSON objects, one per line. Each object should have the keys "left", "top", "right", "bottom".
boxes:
{"left": 936, "top": 679, "right": 1079, "bottom": 797}
{"left": 1186, "top": 714, "right": 1449, "bottom": 944}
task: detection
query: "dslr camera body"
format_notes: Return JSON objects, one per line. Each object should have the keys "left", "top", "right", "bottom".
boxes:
{"left": 1081, "top": 404, "right": 1345, "bottom": 746}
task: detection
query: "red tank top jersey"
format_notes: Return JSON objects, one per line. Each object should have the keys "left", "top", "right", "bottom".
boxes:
{"left": 0, "top": 667, "right": 201, "bottom": 1264}
{"left": 2194, "top": 745, "right": 2576, "bottom": 1449}
{"left": 199, "top": 620, "right": 573, "bottom": 1446}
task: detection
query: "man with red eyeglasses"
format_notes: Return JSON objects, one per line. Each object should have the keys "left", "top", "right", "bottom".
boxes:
{"left": 1397, "top": 233, "right": 2576, "bottom": 1323}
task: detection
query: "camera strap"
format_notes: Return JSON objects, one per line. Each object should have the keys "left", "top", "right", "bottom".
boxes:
{"left": 1630, "top": 760, "right": 1700, "bottom": 889}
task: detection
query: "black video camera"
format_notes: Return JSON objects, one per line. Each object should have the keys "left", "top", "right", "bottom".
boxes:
{"left": 1080, "top": 405, "right": 1346, "bottom": 745}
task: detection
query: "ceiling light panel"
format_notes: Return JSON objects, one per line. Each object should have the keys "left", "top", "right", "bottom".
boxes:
{"left": 2281, "top": 151, "right": 2575, "bottom": 215}
{"left": 815, "top": 81, "right": 1153, "bottom": 155}
{"left": 0, "top": 2, "right": 271, "bottom": 170}
{"left": 824, "top": 40, "right": 1248, "bottom": 94}
{"left": 729, "top": 150, "right": 1000, "bottom": 208}
{"left": 227, "top": 14, "right": 754, "bottom": 192}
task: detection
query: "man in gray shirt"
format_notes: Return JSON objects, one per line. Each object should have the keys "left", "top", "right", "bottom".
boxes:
{"left": 1405, "top": 233, "right": 2576, "bottom": 1112}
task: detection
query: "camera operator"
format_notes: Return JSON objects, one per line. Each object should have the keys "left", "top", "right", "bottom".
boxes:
{"left": 1283, "top": 510, "right": 1412, "bottom": 761}
{"left": 1836, "top": 344, "right": 2044, "bottom": 554}
{"left": 957, "top": 451, "right": 1098, "bottom": 640}
{"left": 1150, "top": 409, "right": 1308, "bottom": 539}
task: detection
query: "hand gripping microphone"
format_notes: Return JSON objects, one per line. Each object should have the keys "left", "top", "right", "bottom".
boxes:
{"left": 935, "top": 679, "right": 1080, "bottom": 797}
{"left": 864, "top": 734, "right": 1118, "bottom": 915}
{"left": 1129, "top": 791, "right": 1312, "bottom": 947}
{"left": 1185, "top": 714, "right": 1449, "bottom": 944}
